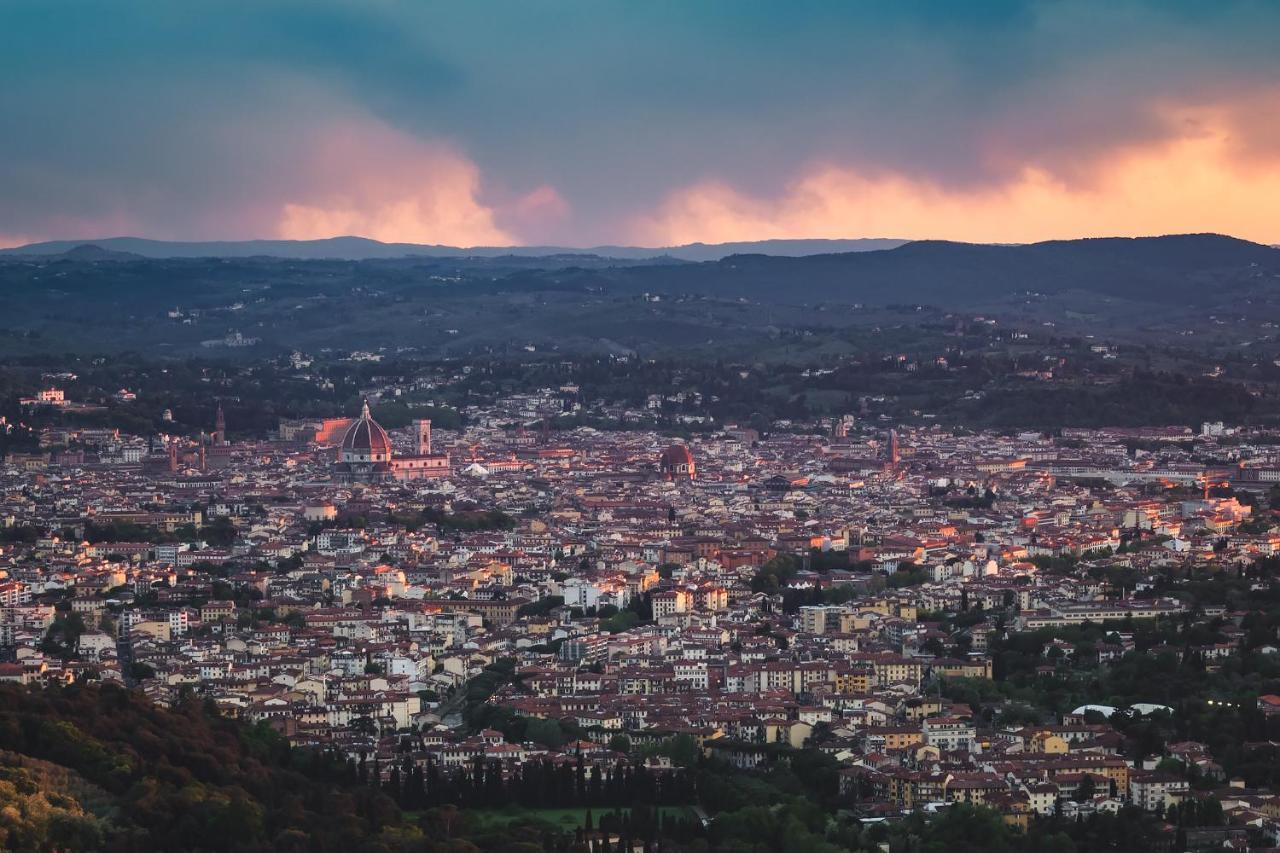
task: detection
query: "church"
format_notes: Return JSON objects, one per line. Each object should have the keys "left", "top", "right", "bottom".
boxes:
{"left": 333, "top": 400, "right": 451, "bottom": 484}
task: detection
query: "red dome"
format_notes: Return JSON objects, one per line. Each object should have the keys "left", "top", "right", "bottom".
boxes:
{"left": 660, "top": 443, "right": 696, "bottom": 479}
{"left": 342, "top": 401, "right": 392, "bottom": 455}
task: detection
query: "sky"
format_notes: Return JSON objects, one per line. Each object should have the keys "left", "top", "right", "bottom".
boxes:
{"left": 3, "top": 1, "right": 1280, "bottom": 248}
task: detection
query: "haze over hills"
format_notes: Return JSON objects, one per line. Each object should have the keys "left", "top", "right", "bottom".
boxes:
{"left": 1, "top": 233, "right": 1277, "bottom": 362}
{"left": 0, "top": 235, "right": 907, "bottom": 262}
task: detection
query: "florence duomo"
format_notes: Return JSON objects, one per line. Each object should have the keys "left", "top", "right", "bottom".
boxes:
{"left": 333, "top": 399, "right": 450, "bottom": 483}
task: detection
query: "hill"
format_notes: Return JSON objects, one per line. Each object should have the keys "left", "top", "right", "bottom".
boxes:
{"left": 59, "top": 244, "right": 145, "bottom": 262}
{"left": 0, "top": 233, "right": 1277, "bottom": 360}
{"left": 0, "top": 683, "right": 412, "bottom": 851}
{"left": 591, "top": 233, "right": 1280, "bottom": 305}
{"left": 0, "top": 235, "right": 906, "bottom": 261}
{"left": 0, "top": 683, "right": 703, "bottom": 852}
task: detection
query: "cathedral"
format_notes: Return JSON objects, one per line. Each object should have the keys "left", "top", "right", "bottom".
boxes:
{"left": 660, "top": 443, "right": 696, "bottom": 481}
{"left": 333, "top": 400, "right": 451, "bottom": 484}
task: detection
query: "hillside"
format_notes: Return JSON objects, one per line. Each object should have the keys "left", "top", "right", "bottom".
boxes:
{"left": 0, "top": 683, "right": 410, "bottom": 852}
{"left": 0, "top": 234, "right": 1277, "bottom": 360}
{"left": 592, "top": 234, "right": 1280, "bottom": 305}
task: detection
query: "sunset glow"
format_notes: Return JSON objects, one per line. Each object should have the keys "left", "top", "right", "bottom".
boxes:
{"left": 273, "top": 124, "right": 516, "bottom": 247}
{"left": 3, "top": 2, "right": 1280, "bottom": 247}
{"left": 635, "top": 110, "right": 1280, "bottom": 246}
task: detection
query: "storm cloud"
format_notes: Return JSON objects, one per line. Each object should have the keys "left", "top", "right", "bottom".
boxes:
{"left": 3, "top": 0, "right": 1280, "bottom": 246}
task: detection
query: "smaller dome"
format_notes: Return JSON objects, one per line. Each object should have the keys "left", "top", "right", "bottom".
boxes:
{"left": 342, "top": 400, "right": 392, "bottom": 455}
{"left": 660, "top": 443, "right": 696, "bottom": 479}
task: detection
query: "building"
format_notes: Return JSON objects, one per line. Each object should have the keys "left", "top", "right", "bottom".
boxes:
{"left": 205, "top": 404, "right": 233, "bottom": 470}
{"left": 1128, "top": 772, "right": 1189, "bottom": 812}
{"left": 333, "top": 400, "right": 451, "bottom": 484}
{"left": 214, "top": 403, "right": 227, "bottom": 446}
{"left": 660, "top": 444, "right": 696, "bottom": 481}
{"left": 923, "top": 716, "right": 976, "bottom": 752}
{"left": 652, "top": 589, "right": 691, "bottom": 618}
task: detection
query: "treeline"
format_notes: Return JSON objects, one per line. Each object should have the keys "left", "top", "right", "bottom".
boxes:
{"left": 860, "top": 802, "right": 1166, "bottom": 853}
{"left": 363, "top": 754, "right": 695, "bottom": 813}
{"left": 392, "top": 507, "right": 517, "bottom": 534}
{"left": 78, "top": 516, "right": 237, "bottom": 546}
{"left": 749, "top": 552, "right": 886, "bottom": 612}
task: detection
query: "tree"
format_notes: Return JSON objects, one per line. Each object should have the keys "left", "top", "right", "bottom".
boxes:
{"left": 200, "top": 516, "right": 238, "bottom": 546}
{"left": 128, "top": 662, "right": 156, "bottom": 680}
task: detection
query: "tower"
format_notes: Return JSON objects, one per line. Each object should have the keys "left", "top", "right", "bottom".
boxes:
{"left": 214, "top": 403, "right": 227, "bottom": 446}
{"left": 412, "top": 418, "right": 432, "bottom": 456}
{"left": 889, "top": 429, "right": 900, "bottom": 465}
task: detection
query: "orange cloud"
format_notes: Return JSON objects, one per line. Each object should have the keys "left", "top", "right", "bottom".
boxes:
{"left": 276, "top": 121, "right": 556, "bottom": 247}
{"left": 633, "top": 105, "right": 1280, "bottom": 246}
{"left": 496, "top": 184, "right": 571, "bottom": 244}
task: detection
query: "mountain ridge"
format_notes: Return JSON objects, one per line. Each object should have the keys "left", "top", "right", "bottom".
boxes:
{"left": 584, "top": 232, "right": 1280, "bottom": 305}
{"left": 0, "top": 235, "right": 907, "bottom": 262}
{"left": 0, "top": 233, "right": 1276, "bottom": 359}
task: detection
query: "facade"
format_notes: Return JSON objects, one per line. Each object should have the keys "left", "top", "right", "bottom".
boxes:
{"left": 1128, "top": 772, "right": 1189, "bottom": 812}
{"left": 923, "top": 716, "right": 977, "bottom": 753}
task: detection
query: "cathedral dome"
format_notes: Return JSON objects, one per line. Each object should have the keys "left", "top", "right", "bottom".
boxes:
{"left": 341, "top": 400, "right": 392, "bottom": 456}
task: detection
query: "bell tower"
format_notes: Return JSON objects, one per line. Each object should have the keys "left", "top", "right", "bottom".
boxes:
{"left": 412, "top": 418, "right": 432, "bottom": 455}
{"left": 214, "top": 403, "right": 227, "bottom": 446}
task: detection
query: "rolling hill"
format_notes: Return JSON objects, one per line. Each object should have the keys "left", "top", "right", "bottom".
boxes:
{"left": 1, "top": 233, "right": 1277, "bottom": 359}
{"left": 0, "top": 235, "right": 907, "bottom": 262}
{"left": 585, "top": 234, "right": 1280, "bottom": 306}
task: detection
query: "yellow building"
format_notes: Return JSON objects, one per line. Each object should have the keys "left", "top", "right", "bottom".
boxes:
{"left": 834, "top": 668, "right": 872, "bottom": 693}
{"left": 1029, "top": 731, "right": 1069, "bottom": 754}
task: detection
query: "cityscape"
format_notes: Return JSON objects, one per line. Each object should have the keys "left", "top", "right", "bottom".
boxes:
{"left": 5, "top": 2, "right": 1280, "bottom": 852}
{"left": 3, "top": 361, "right": 1280, "bottom": 851}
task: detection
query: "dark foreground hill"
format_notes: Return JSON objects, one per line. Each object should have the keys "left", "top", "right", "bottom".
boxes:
{"left": 0, "top": 683, "right": 412, "bottom": 852}
{"left": 0, "top": 683, "right": 1183, "bottom": 853}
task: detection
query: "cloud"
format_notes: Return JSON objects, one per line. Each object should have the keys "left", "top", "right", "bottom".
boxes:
{"left": 271, "top": 121, "right": 571, "bottom": 246}
{"left": 632, "top": 99, "right": 1280, "bottom": 246}
{"left": 495, "top": 186, "right": 572, "bottom": 245}
{"left": 274, "top": 122, "right": 517, "bottom": 246}
{"left": 3, "top": 2, "right": 1280, "bottom": 245}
